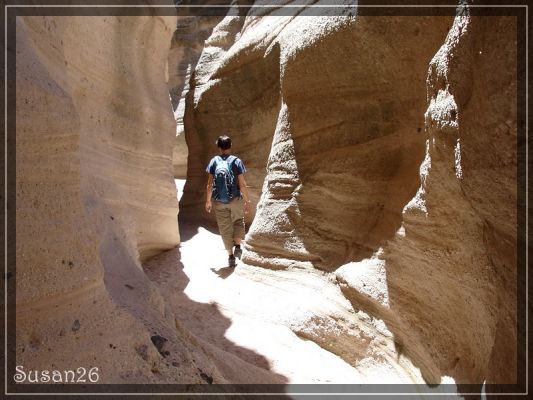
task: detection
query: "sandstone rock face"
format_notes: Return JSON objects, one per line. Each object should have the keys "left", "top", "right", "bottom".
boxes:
{"left": 373, "top": 12, "right": 518, "bottom": 384}
{"left": 337, "top": 11, "right": 518, "bottom": 385}
{"left": 167, "top": 7, "right": 227, "bottom": 178}
{"left": 179, "top": 5, "right": 282, "bottom": 225}
{"left": 244, "top": 13, "right": 454, "bottom": 271}
{"left": 182, "top": 3, "right": 518, "bottom": 387}
{"left": 15, "top": 10, "right": 219, "bottom": 383}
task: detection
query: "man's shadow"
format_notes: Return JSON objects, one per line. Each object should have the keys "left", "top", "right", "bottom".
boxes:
{"left": 211, "top": 265, "right": 236, "bottom": 279}
{"left": 180, "top": 218, "right": 244, "bottom": 280}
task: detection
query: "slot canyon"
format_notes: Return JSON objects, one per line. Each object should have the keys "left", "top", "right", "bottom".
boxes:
{"left": 12, "top": 0, "right": 522, "bottom": 396}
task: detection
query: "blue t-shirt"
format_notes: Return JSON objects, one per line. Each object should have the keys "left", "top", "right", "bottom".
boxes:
{"left": 206, "top": 154, "right": 246, "bottom": 198}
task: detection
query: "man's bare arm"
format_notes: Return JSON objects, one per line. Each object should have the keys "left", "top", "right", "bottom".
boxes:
{"left": 238, "top": 174, "right": 251, "bottom": 201}
{"left": 205, "top": 174, "right": 213, "bottom": 213}
{"left": 238, "top": 174, "right": 251, "bottom": 214}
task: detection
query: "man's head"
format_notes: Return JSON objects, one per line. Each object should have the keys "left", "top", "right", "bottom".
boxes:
{"left": 216, "top": 135, "right": 232, "bottom": 152}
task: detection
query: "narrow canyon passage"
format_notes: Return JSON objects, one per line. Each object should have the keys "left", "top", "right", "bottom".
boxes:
{"left": 137, "top": 182, "right": 457, "bottom": 386}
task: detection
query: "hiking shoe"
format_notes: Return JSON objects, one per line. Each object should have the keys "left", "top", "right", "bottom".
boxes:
{"left": 233, "top": 245, "right": 242, "bottom": 259}
{"left": 228, "top": 254, "right": 236, "bottom": 267}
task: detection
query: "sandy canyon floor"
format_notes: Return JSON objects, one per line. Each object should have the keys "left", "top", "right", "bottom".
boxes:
{"left": 137, "top": 180, "right": 460, "bottom": 395}
{"left": 141, "top": 180, "right": 363, "bottom": 384}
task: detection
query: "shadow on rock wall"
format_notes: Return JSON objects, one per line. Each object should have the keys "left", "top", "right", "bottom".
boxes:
{"left": 272, "top": 16, "right": 451, "bottom": 271}
{"left": 383, "top": 14, "right": 519, "bottom": 390}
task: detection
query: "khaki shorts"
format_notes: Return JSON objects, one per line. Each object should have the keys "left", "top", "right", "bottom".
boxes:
{"left": 213, "top": 197, "right": 245, "bottom": 250}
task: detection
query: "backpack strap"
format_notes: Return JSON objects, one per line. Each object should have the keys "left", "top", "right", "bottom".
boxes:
{"left": 213, "top": 155, "right": 237, "bottom": 175}
{"left": 226, "top": 155, "right": 236, "bottom": 167}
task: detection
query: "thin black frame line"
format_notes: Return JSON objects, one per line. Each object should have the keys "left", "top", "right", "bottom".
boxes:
{"left": 2, "top": 3, "right": 530, "bottom": 7}
{"left": 3, "top": 3, "right": 528, "bottom": 397}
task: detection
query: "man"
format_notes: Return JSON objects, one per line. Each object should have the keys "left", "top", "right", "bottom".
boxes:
{"left": 205, "top": 135, "right": 251, "bottom": 267}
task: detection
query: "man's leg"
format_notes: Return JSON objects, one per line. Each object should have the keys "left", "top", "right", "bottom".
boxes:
{"left": 230, "top": 197, "right": 245, "bottom": 258}
{"left": 213, "top": 202, "right": 235, "bottom": 255}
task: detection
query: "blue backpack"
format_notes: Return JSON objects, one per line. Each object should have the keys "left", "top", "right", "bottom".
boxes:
{"left": 212, "top": 155, "right": 237, "bottom": 203}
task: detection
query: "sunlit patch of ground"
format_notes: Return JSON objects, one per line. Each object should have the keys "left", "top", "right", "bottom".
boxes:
{"left": 175, "top": 179, "right": 186, "bottom": 202}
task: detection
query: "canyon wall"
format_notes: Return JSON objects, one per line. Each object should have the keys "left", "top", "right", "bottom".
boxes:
{"left": 15, "top": 8, "right": 220, "bottom": 384}
{"left": 167, "top": 3, "right": 229, "bottom": 178}
{"left": 337, "top": 11, "right": 518, "bottom": 386}
{"left": 179, "top": 3, "right": 281, "bottom": 225}
{"left": 183, "top": 2, "right": 518, "bottom": 387}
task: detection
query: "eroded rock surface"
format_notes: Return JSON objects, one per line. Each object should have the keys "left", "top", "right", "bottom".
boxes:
{"left": 179, "top": 4, "right": 282, "bottom": 225}
{"left": 167, "top": 3, "right": 229, "bottom": 178}
{"left": 15, "top": 10, "right": 220, "bottom": 383}
{"left": 371, "top": 11, "right": 519, "bottom": 385}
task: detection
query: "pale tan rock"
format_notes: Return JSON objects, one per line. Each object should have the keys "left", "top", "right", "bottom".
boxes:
{"left": 376, "top": 12, "right": 518, "bottom": 384}
{"left": 167, "top": 11, "right": 225, "bottom": 178}
{"left": 179, "top": 5, "right": 282, "bottom": 225}
{"left": 15, "top": 10, "right": 221, "bottom": 384}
